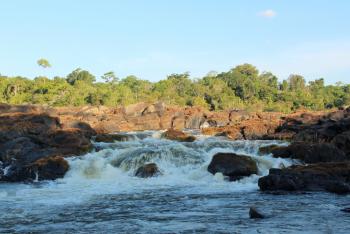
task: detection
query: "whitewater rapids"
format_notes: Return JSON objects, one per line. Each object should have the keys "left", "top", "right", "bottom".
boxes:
{"left": 0, "top": 131, "right": 349, "bottom": 233}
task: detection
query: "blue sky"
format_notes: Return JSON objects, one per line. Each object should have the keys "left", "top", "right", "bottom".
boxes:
{"left": 0, "top": 0, "right": 349, "bottom": 84}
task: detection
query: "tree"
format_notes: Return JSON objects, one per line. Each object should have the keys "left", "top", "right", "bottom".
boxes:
{"left": 288, "top": 74, "right": 306, "bottom": 91}
{"left": 66, "top": 68, "right": 96, "bottom": 85}
{"left": 101, "top": 71, "right": 118, "bottom": 83}
{"left": 37, "top": 58, "right": 51, "bottom": 68}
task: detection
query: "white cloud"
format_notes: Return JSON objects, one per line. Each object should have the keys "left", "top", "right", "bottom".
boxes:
{"left": 259, "top": 9, "right": 277, "bottom": 18}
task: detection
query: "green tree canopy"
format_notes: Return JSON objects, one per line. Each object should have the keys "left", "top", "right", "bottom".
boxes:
{"left": 66, "top": 68, "right": 96, "bottom": 85}
{"left": 37, "top": 58, "right": 51, "bottom": 68}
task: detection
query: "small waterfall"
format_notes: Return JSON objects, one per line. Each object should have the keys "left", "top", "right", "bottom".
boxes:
{"left": 63, "top": 131, "right": 292, "bottom": 193}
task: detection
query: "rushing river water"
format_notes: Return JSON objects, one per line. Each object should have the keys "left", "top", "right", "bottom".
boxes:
{"left": 0, "top": 131, "right": 349, "bottom": 233}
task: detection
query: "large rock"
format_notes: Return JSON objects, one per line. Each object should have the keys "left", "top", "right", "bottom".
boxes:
{"left": 331, "top": 131, "right": 350, "bottom": 156}
{"left": 161, "top": 129, "right": 196, "bottom": 142}
{"left": 258, "top": 162, "right": 350, "bottom": 194}
{"left": 45, "top": 128, "right": 92, "bottom": 156}
{"left": 207, "top": 153, "right": 258, "bottom": 181}
{"left": 135, "top": 163, "right": 160, "bottom": 178}
{"left": 2, "top": 156, "right": 69, "bottom": 182}
{"left": 27, "top": 156, "right": 69, "bottom": 181}
{"left": 0, "top": 111, "right": 94, "bottom": 182}
{"left": 61, "top": 120, "right": 96, "bottom": 138}
{"left": 271, "top": 142, "right": 349, "bottom": 163}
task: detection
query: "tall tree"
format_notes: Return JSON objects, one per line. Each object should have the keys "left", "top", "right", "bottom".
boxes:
{"left": 37, "top": 58, "right": 51, "bottom": 68}
{"left": 101, "top": 71, "right": 118, "bottom": 83}
{"left": 66, "top": 68, "right": 96, "bottom": 85}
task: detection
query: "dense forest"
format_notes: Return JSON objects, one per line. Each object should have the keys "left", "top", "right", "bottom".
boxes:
{"left": 0, "top": 63, "right": 349, "bottom": 112}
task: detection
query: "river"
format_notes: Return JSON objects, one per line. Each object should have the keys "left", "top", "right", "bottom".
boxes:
{"left": 0, "top": 131, "right": 349, "bottom": 233}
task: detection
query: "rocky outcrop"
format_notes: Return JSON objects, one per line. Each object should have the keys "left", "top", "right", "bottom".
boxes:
{"left": 201, "top": 112, "right": 282, "bottom": 140}
{"left": 207, "top": 153, "right": 258, "bottom": 181}
{"left": 1, "top": 156, "right": 69, "bottom": 182}
{"left": 271, "top": 142, "right": 349, "bottom": 163}
{"left": 0, "top": 112, "right": 94, "bottom": 182}
{"left": 135, "top": 163, "right": 160, "bottom": 178}
{"left": 161, "top": 129, "right": 196, "bottom": 142}
{"left": 258, "top": 162, "right": 350, "bottom": 194}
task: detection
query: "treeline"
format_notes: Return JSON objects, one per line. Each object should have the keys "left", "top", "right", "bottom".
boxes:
{"left": 0, "top": 64, "right": 349, "bottom": 112}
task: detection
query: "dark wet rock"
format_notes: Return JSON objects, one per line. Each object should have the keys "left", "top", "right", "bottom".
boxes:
{"left": 258, "top": 144, "right": 280, "bottom": 155}
{"left": 62, "top": 120, "right": 96, "bottom": 138}
{"left": 0, "top": 137, "right": 56, "bottom": 167}
{"left": 45, "top": 129, "right": 92, "bottom": 156}
{"left": 161, "top": 129, "right": 196, "bottom": 142}
{"left": 207, "top": 153, "right": 258, "bottom": 181}
{"left": 249, "top": 207, "right": 265, "bottom": 219}
{"left": 341, "top": 207, "right": 350, "bottom": 213}
{"left": 258, "top": 162, "right": 350, "bottom": 194}
{"left": 1, "top": 156, "right": 69, "bottom": 182}
{"left": 271, "top": 142, "right": 349, "bottom": 163}
{"left": 135, "top": 163, "right": 160, "bottom": 178}
{"left": 95, "top": 133, "right": 130, "bottom": 142}
{"left": 331, "top": 131, "right": 350, "bottom": 156}
{"left": 0, "top": 112, "right": 94, "bottom": 182}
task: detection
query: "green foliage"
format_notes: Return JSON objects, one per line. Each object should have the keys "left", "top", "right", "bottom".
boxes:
{"left": 0, "top": 64, "right": 349, "bottom": 112}
{"left": 37, "top": 58, "right": 51, "bottom": 68}
{"left": 66, "top": 68, "right": 96, "bottom": 85}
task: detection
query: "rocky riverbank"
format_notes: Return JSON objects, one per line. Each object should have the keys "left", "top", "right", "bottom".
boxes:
{"left": 1, "top": 102, "right": 349, "bottom": 195}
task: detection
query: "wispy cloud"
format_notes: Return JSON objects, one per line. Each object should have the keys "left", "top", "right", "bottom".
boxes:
{"left": 258, "top": 9, "right": 277, "bottom": 18}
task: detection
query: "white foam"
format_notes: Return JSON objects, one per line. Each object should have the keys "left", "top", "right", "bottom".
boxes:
{"left": 0, "top": 131, "right": 290, "bottom": 205}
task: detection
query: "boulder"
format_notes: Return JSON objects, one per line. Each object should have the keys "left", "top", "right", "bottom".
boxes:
{"left": 249, "top": 207, "right": 265, "bottom": 219}
{"left": 207, "top": 153, "right": 258, "bottom": 181}
{"left": 95, "top": 133, "right": 130, "bottom": 142}
{"left": 62, "top": 120, "right": 96, "bottom": 138}
{"left": 271, "top": 142, "right": 349, "bottom": 163}
{"left": 45, "top": 128, "right": 92, "bottom": 156}
{"left": 161, "top": 129, "right": 196, "bottom": 142}
{"left": 331, "top": 131, "right": 350, "bottom": 156}
{"left": 24, "top": 156, "right": 69, "bottom": 181}
{"left": 201, "top": 126, "right": 243, "bottom": 140}
{"left": 258, "top": 162, "right": 350, "bottom": 194}
{"left": 135, "top": 163, "right": 160, "bottom": 178}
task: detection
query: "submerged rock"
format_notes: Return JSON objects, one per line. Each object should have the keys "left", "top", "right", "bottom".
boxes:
{"left": 341, "top": 207, "right": 350, "bottom": 213}
{"left": 135, "top": 163, "right": 160, "bottom": 178}
{"left": 95, "top": 133, "right": 130, "bottom": 142}
{"left": 161, "top": 129, "right": 196, "bottom": 142}
{"left": 207, "top": 153, "right": 258, "bottom": 181}
{"left": 258, "top": 162, "right": 350, "bottom": 194}
{"left": 249, "top": 207, "right": 265, "bottom": 219}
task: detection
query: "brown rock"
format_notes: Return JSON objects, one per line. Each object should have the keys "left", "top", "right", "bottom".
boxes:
{"left": 207, "top": 153, "right": 258, "bottom": 181}
{"left": 161, "top": 129, "right": 196, "bottom": 142}
{"left": 135, "top": 163, "right": 160, "bottom": 178}
{"left": 26, "top": 156, "right": 69, "bottom": 181}
{"left": 271, "top": 142, "right": 349, "bottom": 163}
{"left": 258, "top": 162, "right": 350, "bottom": 194}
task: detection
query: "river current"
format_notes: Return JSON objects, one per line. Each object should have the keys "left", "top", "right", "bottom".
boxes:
{"left": 0, "top": 131, "right": 349, "bottom": 233}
